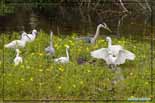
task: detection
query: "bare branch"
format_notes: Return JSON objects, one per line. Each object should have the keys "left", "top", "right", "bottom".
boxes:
{"left": 119, "top": 0, "right": 128, "bottom": 12}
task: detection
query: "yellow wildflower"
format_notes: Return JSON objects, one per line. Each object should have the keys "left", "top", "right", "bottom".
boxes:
{"left": 80, "top": 81, "right": 84, "bottom": 85}
{"left": 58, "top": 86, "right": 62, "bottom": 89}
{"left": 69, "top": 40, "right": 73, "bottom": 43}
{"left": 39, "top": 83, "right": 43, "bottom": 86}
{"left": 55, "top": 44, "right": 58, "bottom": 48}
{"left": 70, "top": 43, "right": 74, "bottom": 46}
{"left": 59, "top": 38, "right": 62, "bottom": 41}
{"left": 145, "top": 82, "right": 149, "bottom": 85}
{"left": 39, "top": 69, "right": 43, "bottom": 72}
{"left": 73, "top": 84, "right": 76, "bottom": 88}
{"left": 78, "top": 48, "right": 81, "bottom": 52}
{"left": 21, "top": 78, "right": 24, "bottom": 81}
{"left": 31, "top": 52, "right": 35, "bottom": 56}
{"left": 8, "top": 73, "right": 12, "bottom": 76}
{"left": 130, "top": 96, "right": 134, "bottom": 98}
{"left": 26, "top": 65, "right": 30, "bottom": 69}
{"left": 130, "top": 72, "right": 133, "bottom": 76}
{"left": 86, "top": 47, "right": 89, "bottom": 51}
{"left": 46, "top": 68, "right": 51, "bottom": 71}
{"left": 87, "top": 69, "right": 91, "bottom": 73}
{"left": 133, "top": 46, "right": 136, "bottom": 49}
{"left": 39, "top": 53, "right": 43, "bottom": 56}
{"left": 30, "top": 77, "right": 33, "bottom": 81}
{"left": 58, "top": 67, "right": 64, "bottom": 72}
{"left": 64, "top": 44, "right": 69, "bottom": 48}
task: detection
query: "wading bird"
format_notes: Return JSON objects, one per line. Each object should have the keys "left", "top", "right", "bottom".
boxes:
{"left": 4, "top": 34, "right": 28, "bottom": 49}
{"left": 75, "top": 23, "right": 112, "bottom": 44}
{"left": 91, "top": 36, "right": 135, "bottom": 69}
{"left": 54, "top": 46, "right": 70, "bottom": 64}
{"left": 21, "top": 31, "right": 31, "bottom": 41}
{"left": 14, "top": 49, "right": 23, "bottom": 66}
{"left": 21, "top": 29, "right": 37, "bottom": 42}
{"left": 45, "top": 31, "right": 55, "bottom": 55}
{"left": 106, "top": 36, "right": 123, "bottom": 56}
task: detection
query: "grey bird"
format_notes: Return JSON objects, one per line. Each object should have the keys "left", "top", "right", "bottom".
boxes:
{"left": 75, "top": 22, "right": 112, "bottom": 44}
{"left": 45, "top": 31, "right": 55, "bottom": 55}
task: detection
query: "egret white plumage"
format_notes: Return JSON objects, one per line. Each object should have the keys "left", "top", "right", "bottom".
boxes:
{"left": 106, "top": 36, "right": 123, "bottom": 56}
{"left": 91, "top": 36, "right": 135, "bottom": 69}
{"left": 14, "top": 49, "right": 23, "bottom": 66}
{"left": 75, "top": 23, "right": 112, "bottom": 44}
{"left": 45, "top": 31, "right": 55, "bottom": 55}
{"left": 21, "top": 31, "right": 31, "bottom": 41}
{"left": 21, "top": 29, "right": 37, "bottom": 42}
{"left": 54, "top": 46, "right": 70, "bottom": 64}
{"left": 4, "top": 36, "right": 28, "bottom": 49}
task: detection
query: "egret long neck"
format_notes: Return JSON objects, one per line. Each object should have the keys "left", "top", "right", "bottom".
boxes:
{"left": 32, "top": 32, "right": 36, "bottom": 38}
{"left": 108, "top": 39, "right": 112, "bottom": 47}
{"left": 16, "top": 51, "right": 19, "bottom": 57}
{"left": 93, "top": 25, "right": 101, "bottom": 40}
{"left": 50, "top": 35, "right": 53, "bottom": 47}
{"left": 66, "top": 48, "right": 69, "bottom": 59}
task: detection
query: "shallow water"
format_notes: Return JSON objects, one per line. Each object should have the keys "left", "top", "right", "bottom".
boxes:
{"left": 0, "top": 4, "right": 153, "bottom": 39}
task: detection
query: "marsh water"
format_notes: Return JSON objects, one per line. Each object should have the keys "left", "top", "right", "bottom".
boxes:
{"left": 0, "top": 4, "right": 154, "bottom": 39}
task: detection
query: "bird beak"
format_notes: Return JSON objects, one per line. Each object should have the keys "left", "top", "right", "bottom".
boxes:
{"left": 105, "top": 26, "right": 112, "bottom": 32}
{"left": 102, "top": 23, "right": 112, "bottom": 32}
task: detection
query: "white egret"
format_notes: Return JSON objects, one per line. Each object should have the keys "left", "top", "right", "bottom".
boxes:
{"left": 75, "top": 23, "right": 112, "bottom": 44}
{"left": 4, "top": 36, "right": 28, "bottom": 49}
{"left": 45, "top": 31, "right": 55, "bottom": 55}
{"left": 21, "top": 29, "right": 37, "bottom": 42}
{"left": 91, "top": 36, "right": 135, "bottom": 69}
{"left": 14, "top": 49, "right": 23, "bottom": 66}
{"left": 54, "top": 46, "right": 70, "bottom": 64}
{"left": 106, "top": 36, "right": 123, "bottom": 56}
{"left": 21, "top": 31, "right": 31, "bottom": 41}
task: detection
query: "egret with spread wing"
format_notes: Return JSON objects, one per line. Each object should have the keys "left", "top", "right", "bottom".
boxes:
{"left": 91, "top": 36, "right": 135, "bottom": 69}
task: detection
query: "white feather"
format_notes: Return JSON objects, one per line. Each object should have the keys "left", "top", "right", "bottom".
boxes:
{"left": 21, "top": 29, "right": 37, "bottom": 42}
{"left": 54, "top": 57, "right": 69, "bottom": 64}
{"left": 115, "top": 50, "right": 135, "bottom": 65}
{"left": 14, "top": 49, "right": 23, "bottom": 66}
{"left": 91, "top": 48, "right": 109, "bottom": 59}
{"left": 4, "top": 40, "right": 26, "bottom": 49}
{"left": 45, "top": 31, "right": 55, "bottom": 55}
{"left": 54, "top": 46, "right": 70, "bottom": 64}
{"left": 4, "top": 31, "right": 30, "bottom": 49}
{"left": 90, "top": 36, "right": 135, "bottom": 66}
